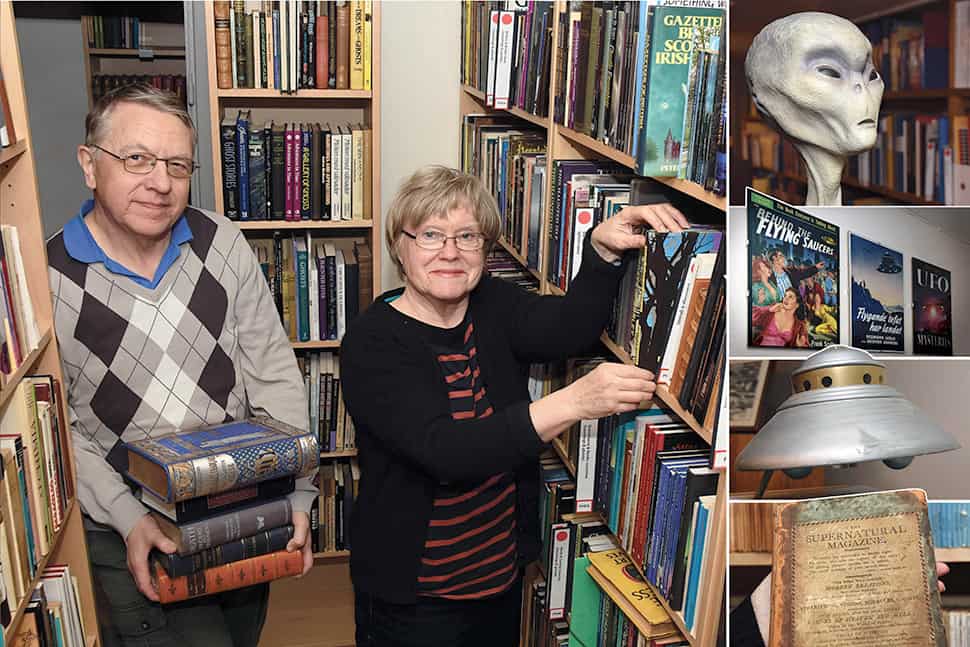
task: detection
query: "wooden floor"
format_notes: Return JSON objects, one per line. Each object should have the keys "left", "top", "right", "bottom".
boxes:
{"left": 259, "top": 563, "right": 356, "bottom": 647}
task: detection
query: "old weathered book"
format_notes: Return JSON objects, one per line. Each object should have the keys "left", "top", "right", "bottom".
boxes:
{"left": 335, "top": 3, "right": 350, "bottom": 89}
{"left": 770, "top": 489, "right": 945, "bottom": 647}
{"left": 153, "top": 548, "right": 303, "bottom": 603}
{"left": 139, "top": 475, "right": 296, "bottom": 524}
{"left": 152, "top": 497, "right": 292, "bottom": 557}
{"left": 125, "top": 417, "right": 318, "bottom": 503}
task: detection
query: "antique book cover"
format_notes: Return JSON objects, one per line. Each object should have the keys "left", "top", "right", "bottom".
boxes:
{"left": 770, "top": 489, "right": 945, "bottom": 647}
{"left": 125, "top": 417, "right": 318, "bottom": 503}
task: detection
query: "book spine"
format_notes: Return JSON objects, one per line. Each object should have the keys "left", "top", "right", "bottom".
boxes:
{"left": 350, "top": 0, "right": 365, "bottom": 89}
{"left": 173, "top": 498, "right": 292, "bottom": 556}
{"left": 336, "top": 3, "right": 351, "bottom": 89}
{"left": 301, "top": 126, "right": 312, "bottom": 220}
{"left": 220, "top": 122, "right": 240, "bottom": 219}
{"left": 155, "top": 548, "right": 304, "bottom": 603}
{"left": 316, "top": 16, "right": 329, "bottom": 88}
{"left": 316, "top": 253, "right": 328, "bottom": 340}
{"left": 285, "top": 125, "right": 294, "bottom": 220}
{"left": 362, "top": 1, "right": 372, "bottom": 90}
{"left": 158, "top": 525, "right": 294, "bottom": 578}
{"left": 296, "top": 243, "right": 310, "bottom": 342}
{"left": 172, "top": 476, "right": 296, "bottom": 523}
{"left": 248, "top": 128, "right": 267, "bottom": 220}
{"left": 213, "top": 2, "right": 234, "bottom": 89}
{"left": 352, "top": 127, "right": 364, "bottom": 220}
{"left": 236, "top": 114, "right": 250, "bottom": 219}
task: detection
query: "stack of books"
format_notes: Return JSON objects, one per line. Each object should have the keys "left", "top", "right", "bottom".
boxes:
{"left": 123, "top": 417, "right": 319, "bottom": 603}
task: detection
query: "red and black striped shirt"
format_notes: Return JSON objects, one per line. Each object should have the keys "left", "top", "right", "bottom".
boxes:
{"left": 416, "top": 318, "right": 518, "bottom": 599}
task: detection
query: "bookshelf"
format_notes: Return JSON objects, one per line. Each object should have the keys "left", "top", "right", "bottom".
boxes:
{"left": 201, "top": 4, "right": 381, "bottom": 644}
{"left": 0, "top": 3, "right": 101, "bottom": 645}
{"left": 459, "top": 2, "right": 726, "bottom": 645}
{"left": 733, "top": 0, "right": 970, "bottom": 206}
{"left": 79, "top": 14, "right": 187, "bottom": 110}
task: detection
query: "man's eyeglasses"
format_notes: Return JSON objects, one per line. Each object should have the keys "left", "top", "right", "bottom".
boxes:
{"left": 402, "top": 230, "right": 487, "bottom": 252}
{"left": 91, "top": 145, "right": 198, "bottom": 179}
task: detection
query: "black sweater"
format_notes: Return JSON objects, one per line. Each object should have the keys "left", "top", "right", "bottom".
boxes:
{"left": 340, "top": 236, "right": 625, "bottom": 603}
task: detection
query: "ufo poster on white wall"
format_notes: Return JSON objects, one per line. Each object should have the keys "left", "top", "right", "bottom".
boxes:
{"left": 912, "top": 258, "right": 953, "bottom": 356}
{"left": 850, "top": 233, "right": 904, "bottom": 352}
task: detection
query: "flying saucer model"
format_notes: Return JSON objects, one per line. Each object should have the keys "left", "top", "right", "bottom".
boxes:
{"left": 735, "top": 345, "right": 960, "bottom": 496}
{"left": 876, "top": 251, "right": 903, "bottom": 274}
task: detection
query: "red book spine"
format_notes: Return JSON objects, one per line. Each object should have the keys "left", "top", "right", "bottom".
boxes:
{"left": 154, "top": 548, "right": 303, "bottom": 604}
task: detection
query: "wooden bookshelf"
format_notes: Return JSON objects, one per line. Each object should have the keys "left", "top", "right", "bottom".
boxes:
{"left": 238, "top": 219, "right": 374, "bottom": 231}
{"left": 1, "top": 4, "right": 101, "bottom": 644}
{"left": 79, "top": 15, "right": 187, "bottom": 110}
{"left": 752, "top": 166, "right": 945, "bottom": 206}
{"left": 0, "top": 138, "right": 29, "bottom": 165}
{"left": 459, "top": 3, "right": 726, "bottom": 645}
{"left": 202, "top": 5, "right": 381, "bottom": 641}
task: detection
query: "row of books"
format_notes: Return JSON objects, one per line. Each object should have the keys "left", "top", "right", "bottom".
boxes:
{"left": 847, "top": 113, "right": 970, "bottom": 205}
{"left": 485, "top": 246, "right": 540, "bottom": 294}
{"left": 309, "top": 458, "right": 358, "bottom": 553}
{"left": 944, "top": 609, "right": 970, "bottom": 647}
{"left": 859, "top": 6, "right": 950, "bottom": 92}
{"left": 122, "top": 417, "right": 319, "bottom": 603}
{"left": 531, "top": 450, "right": 711, "bottom": 645}
{"left": 90, "top": 74, "right": 188, "bottom": 106}
{"left": 0, "top": 376, "right": 74, "bottom": 611}
{"left": 559, "top": 1, "right": 725, "bottom": 188}
{"left": 728, "top": 502, "right": 776, "bottom": 554}
{"left": 2, "top": 566, "right": 87, "bottom": 646}
{"left": 296, "top": 350, "right": 355, "bottom": 453}
{"left": 213, "top": 0, "right": 373, "bottom": 92}
{"left": 221, "top": 112, "right": 373, "bottom": 221}
{"left": 248, "top": 235, "right": 372, "bottom": 343}
{"left": 84, "top": 15, "right": 184, "bottom": 51}
{"left": 1, "top": 225, "right": 42, "bottom": 384}
{"left": 460, "top": 1, "right": 554, "bottom": 117}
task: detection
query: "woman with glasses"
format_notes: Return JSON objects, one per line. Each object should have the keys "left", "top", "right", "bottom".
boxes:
{"left": 340, "top": 165, "right": 688, "bottom": 646}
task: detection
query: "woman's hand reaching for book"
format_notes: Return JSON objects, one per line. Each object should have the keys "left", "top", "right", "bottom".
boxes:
{"left": 288, "top": 511, "right": 315, "bottom": 577}
{"left": 590, "top": 203, "right": 690, "bottom": 263}
{"left": 126, "top": 513, "right": 177, "bottom": 602}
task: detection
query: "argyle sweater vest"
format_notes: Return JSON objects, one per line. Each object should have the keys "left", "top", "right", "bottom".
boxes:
{"left": 47, "top": 207, "right": 310, "bottom": 536}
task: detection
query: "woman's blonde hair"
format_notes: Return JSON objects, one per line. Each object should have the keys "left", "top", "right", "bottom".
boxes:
{"left": 385, "top": 165, "right": 500, "bottom": 278}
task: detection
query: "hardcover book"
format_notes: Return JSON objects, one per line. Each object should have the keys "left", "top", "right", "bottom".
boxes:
{"left": 124, "top": 417, "right": 318, "bottom": 503}
{"left": 153, "top": 548, "right": 303, "bottom": 604}
{"left": 154, "top": 525, "right": 294, "bottom": 578}
{"left": 138, "top": 475, "right": 296, "bottom": 524}
{"left": 770, "top": 489, "right": 945, "bottom": 647}
{"left": 152, "top": 497, "right": 292, "bottom": 556}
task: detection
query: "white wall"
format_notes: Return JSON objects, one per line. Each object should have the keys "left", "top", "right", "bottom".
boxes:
{"left": 816, "top": 359, "right": 970, "bottom": 499}
{"left": 15, "top": 18, "right": 90, "bottom": 238}
{"left": 728, "top": 206, "right": 970, "bottom": 357}
{"left": 379, "top": 0, "right": 462, "bottom": 292}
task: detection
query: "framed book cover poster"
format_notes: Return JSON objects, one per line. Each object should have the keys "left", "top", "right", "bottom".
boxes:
{"left": 746, "top": 189, "right": 840, "bottom": 349}
{"left": 912, "top": 258, "right": 953, "bottom": 355}
{"left": 849, "top": 233, "right": 904, "bottom": 352}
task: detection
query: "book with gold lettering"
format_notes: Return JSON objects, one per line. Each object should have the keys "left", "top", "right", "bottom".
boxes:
{"left": 770, "top": 489, "right": 946, "bottom": 647}
{"left": 125, "top": 417, "right": 318, "bottom": 503}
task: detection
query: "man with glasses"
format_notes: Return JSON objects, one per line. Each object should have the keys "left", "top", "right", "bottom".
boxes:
{"left": 45, "top": 84, "right": 316, "bottom": 647}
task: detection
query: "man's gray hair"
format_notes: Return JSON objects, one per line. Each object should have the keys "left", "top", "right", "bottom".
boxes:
{"left": 85, "top": 83, "right": 197, "bottom": 148}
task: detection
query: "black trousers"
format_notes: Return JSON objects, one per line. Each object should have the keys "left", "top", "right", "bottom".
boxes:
{"left": 86, "top": 527, "right": 269, "bottom": 647}
{"left": 354, "top": 577, "right": 523, "bottom": 647}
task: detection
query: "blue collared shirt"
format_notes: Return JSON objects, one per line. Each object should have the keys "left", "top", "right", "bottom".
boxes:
{"left": 62, "top": 199, "right": 193, "bottom": 289}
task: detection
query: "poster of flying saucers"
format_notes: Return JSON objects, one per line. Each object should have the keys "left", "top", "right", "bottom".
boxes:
{"left": 849, "top": 233, "right": 904, "bottom": 352}
{"left": 912, "top": 258, "right": 953, "bottom": 356}
{"left": 747, "top": 189, "right": 840, "bottom": 350}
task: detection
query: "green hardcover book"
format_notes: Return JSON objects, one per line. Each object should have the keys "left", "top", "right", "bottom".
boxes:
{"left": 567, "top": 556, "right": 600, "bottom": 647}
{"left": 295, "top": 236, "right": 310, "bottom": 342}
{"left": 637, "top": 6, "right": 724, "bottom": 177}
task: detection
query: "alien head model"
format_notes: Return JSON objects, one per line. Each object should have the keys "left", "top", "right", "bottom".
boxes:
{"left": 746, "top": 12, "right": 884, "bottom": 206}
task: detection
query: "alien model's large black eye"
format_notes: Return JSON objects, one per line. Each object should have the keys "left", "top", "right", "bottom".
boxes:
{"left": 817, "top": 65, "right": 841, "bottom": 79}
{"left": 869, "top": 69, "right": 880, "bottom": 81}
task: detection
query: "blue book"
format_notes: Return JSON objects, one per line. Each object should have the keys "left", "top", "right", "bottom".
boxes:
{"left": 273, "top": 9, "right": 281, "bottom": 90}
{"left": 124, "top": 417, "right": 319, "bottom": 503}
{"left": 684, "top": 500, "right": 711, "bottom": 629}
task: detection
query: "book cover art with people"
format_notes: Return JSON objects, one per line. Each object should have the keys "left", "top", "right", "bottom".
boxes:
{"left": 912, "top": 258, "right": 953, "bottom": 356}
{"left": 849, "top": 233, "right": 904, "bottom": 352}
{"left": 746, "top": 189, "right": 839, "bottom": 349}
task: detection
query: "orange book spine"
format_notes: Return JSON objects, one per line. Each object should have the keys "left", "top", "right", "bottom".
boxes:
{"left": 213, "top": 2, "right": 233, "bottom": 89}
{"left": 154, "top": 548, "right": 303, "bottom": 603}
{"left": 316, "top": 16, "right": 329, "bottom": 89}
